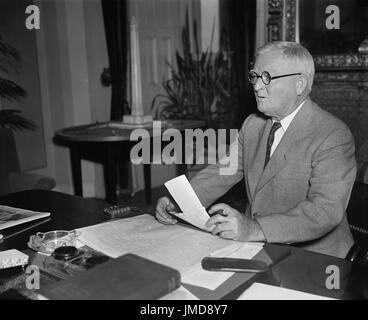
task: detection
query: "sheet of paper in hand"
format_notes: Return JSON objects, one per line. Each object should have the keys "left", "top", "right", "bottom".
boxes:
{"left": 164, "top": 175, "right": 212, "bottom": 231}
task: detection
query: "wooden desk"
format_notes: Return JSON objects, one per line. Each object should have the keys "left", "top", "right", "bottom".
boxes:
{"left": 55, "top": 120, "right": 205, "bottom": 204}
{"left": 1, "top": 190, "right": 367, "bottom": 300}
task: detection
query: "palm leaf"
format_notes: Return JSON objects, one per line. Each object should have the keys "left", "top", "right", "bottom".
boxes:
{"left": 0, "top": 109, "right": 36, "bottom": 132}
{"left": 0, "top": 78, "right": 26, "bottom": 100}
{"left": 0, "top": 41, "right": 19, "bottom": 61}
{"left": 0, "top": 38, "right": 35, "bottom": 132}
{"left": 151, "top": 16, "right": 239, "bottom": 128}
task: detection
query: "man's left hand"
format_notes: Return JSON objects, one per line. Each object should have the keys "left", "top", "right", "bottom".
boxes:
{"left": 206, "top": 203, "right": 265, "bottom": 242}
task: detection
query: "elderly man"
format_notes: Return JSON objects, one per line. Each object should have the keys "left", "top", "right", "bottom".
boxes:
{"left": 156, "top": 41, "right": 356, "bottom": 258}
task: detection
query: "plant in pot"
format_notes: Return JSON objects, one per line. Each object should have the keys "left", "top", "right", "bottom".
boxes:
{"left": 151, "top": 14, "right": 239, "bottom": 131}
{"left": 0, "top": 37, "right": 56, "bottom": 196}
{"left": 151, "top": 15, "right": 241, "bottom": 175}
{"left": 0, "top": 36, "right": 35, "bottom": 131}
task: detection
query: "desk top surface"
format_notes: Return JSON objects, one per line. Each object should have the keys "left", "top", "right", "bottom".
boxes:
{"left": 0, "top": 190, "right": 367, "bottom": 300}
{"left": 55, "top": 119, "right": 206, "bottom": 142}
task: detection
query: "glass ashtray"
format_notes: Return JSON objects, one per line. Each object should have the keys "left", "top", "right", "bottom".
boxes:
{"left": 28, "top": 230, "right": 80, "bottom": 254}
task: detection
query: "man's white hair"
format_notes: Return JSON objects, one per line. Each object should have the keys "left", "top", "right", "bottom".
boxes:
{"left": 255, "top": 41, "right": 315, "bottom": 92}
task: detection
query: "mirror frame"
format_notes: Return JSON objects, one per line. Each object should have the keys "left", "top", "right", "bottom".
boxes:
{"left": 266, "top": 0, "right": 368, "bottom": 71}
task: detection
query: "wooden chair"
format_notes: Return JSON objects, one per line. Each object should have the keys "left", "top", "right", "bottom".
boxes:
{"left": 345, "top": 181, "right": 368, "bottom": 265}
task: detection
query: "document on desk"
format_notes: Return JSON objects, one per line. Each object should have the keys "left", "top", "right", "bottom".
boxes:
{"left": 160, "top": 286, "right": 200, "bottom": 300}
{"left": 164, "top": 175, "right": 211, "bottom": 231}
{"left": 182, "top": 243, "right": 263, "bottom": 291}
{"left": 77, "top": 214, "right": 236, "bottom": 275}
{"left": 237, "top": 282, "right": 336, "bottom": 300}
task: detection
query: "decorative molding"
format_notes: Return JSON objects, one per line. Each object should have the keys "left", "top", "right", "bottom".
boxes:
{"left": 314, "top": 70, "right": 368, "bottom": 82}
{"left": 268, "top": 0, "right": 282, "bottom": 9}
{"left": 267, "top": 0, "right": 283, "bottom": 42}
{"left": 267, "top": 0, "right": 297, "bottom": 42}
{"left": 266, "top": 0, "right": 368, "bottom": 73}
{"left": 314, "top": 54, "right": 368, "bottom": 71}
{"left": 283, "top": 0, "right": 297, "bottom": 42}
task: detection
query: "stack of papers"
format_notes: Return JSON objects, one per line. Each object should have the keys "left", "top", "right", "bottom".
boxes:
{"left": 164, "top": 175, "right": 212, "bottom": 231}
{"left": 77, "top": 214, "right": 236, "bottom": 274}
{"left": 160, "top": 286, "right": 200, "bottom": 300}
{"left": 237, "top": 283, "right": 336, "bottom": 300}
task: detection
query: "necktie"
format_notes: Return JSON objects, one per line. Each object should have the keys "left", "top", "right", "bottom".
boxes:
{"left": 264, "top": 121, "right": 281, "bottom": 169}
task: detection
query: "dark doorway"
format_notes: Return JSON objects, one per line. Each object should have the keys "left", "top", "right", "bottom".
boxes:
{"left": 216, "top": 0, "right": 258, "bottom": 208}
{"left": 220, "top": 0, "right": 258, "bottom": 127}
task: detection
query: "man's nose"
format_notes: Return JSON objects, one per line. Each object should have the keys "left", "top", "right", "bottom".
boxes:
{"left": 253, "top": 77, "right": 265, "bottom": 91}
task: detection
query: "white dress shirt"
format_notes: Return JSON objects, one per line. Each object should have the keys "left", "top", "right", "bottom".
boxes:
{"left": 270, "top": 101, "right": 306, "bottom": 157}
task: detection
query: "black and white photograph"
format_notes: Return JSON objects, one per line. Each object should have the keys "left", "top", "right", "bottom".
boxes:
{"left": 0, "top": 0, "right": 367, "bottom": 307}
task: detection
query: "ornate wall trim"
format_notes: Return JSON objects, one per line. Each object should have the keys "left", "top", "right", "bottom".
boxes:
{"left": 266, "top": 0, "right": 368, "bottom": 72}
{"left": 267, "top": 0, "right": 283, "bottom": 42}
{"left": 283, "top": 0, "right": 297, "bottom": 42}
{"left": 267, "top": 0, "right": 297, "bottom": 42}
{"left": 314, "top": 53, "right": 368, "bottom": 71}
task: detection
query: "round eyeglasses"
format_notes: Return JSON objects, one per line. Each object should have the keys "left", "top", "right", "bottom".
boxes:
{"left": 248, "top": 70, "right": 301, "bottom": 85}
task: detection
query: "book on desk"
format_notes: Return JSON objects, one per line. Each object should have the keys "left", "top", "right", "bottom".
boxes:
{"left": 38, "top": 253, "right": 181, "bottom": 300}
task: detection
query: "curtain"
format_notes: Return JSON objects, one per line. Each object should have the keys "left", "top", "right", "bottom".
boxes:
{"left": 101, "top": 0, "right": 129, "bottom": 120}
{"left": 101, "top": 0, "right": 131, "bottom": 190}
{"left": 215, "top": 0, "right": 257, "bottom": 206}
{"left": 220, "top": 0, "right": 257, "bottom": 127}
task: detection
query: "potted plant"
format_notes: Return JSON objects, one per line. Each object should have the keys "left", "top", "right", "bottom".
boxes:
{"left": 0, "top": 36, "right": 35, "bottom": 131}
{"left": 151, "top": 13, "right": 239, "bottom": 130}
{"left": 151, "top": 14, "right": 244, "bottom": 177}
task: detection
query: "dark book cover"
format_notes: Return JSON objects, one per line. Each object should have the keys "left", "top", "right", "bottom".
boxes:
{"left": 38, "top": 253, "right": 181, "bottom": 300}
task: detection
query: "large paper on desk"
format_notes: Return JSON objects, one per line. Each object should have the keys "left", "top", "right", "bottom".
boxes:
{"left": 77, "top": 214, "right": 235, "bottom": 274}
{"left": 164, "top": 175, "right": 211, "bottom": 231}
{"left": 237, "top": 283, "right": 336, "bottom": 300}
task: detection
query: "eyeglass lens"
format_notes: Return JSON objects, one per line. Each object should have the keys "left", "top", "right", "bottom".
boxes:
{"left": 249, "top": 71, "right": 271, "bottom": 85}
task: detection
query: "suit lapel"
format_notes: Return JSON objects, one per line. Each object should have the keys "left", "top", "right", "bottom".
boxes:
{"left": 255, "top": 98, "right": 315, "bottom": 194}
{"left": 247, "top": 119, "right": 272, "bottom": 200}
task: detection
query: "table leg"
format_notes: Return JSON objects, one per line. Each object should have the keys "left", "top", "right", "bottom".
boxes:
{"left": 70, "top": 143, "right": 83, "bottom": 197}
{"left": 143, "top": 164, "right": 152, "bottom": 204}
{"left": 104, "top": 144, "right": 117, "bottom": 204}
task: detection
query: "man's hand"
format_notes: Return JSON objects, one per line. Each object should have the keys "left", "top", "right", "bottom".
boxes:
{"left": 155, "top": 196, "right": 178, "bottom": 225}
{"left": 206, "top": 203, "right": 265, "bottom": 242}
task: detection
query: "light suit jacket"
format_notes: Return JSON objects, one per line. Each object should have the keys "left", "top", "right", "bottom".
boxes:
{"left": 190, "top": 98, "right": 356, "bottom": 258}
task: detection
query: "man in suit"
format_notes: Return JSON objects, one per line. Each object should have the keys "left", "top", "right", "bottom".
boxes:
{"left": 155, "top": 41, "right": 356, "bottom": 258}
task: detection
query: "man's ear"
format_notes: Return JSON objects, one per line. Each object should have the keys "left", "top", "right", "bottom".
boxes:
{"left": 296, "top": 75, "right": 308, "bottom": 95}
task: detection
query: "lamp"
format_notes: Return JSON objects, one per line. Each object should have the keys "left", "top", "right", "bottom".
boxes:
{"left": 123, "top": 17, "right": 153, "bottom": 125}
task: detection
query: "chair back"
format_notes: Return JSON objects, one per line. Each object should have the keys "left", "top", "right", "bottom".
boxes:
{"left": 347, "top": 181, "right": 368, "bottom": 241}
{"left": 346, "top": 181, "right": 368, "bottom": 264}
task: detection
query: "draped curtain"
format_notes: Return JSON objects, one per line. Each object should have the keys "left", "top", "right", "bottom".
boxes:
{"left": 220, "top": 0, "right": 257, "bottom": 127}
{"left": 101, "top": 0, "right": 129, "bottom": 120}
{"left": 101, "top": 0, "right": 131, "bottom": 190}
{"left": 215, "top": 0, "right": 257, "bottom": 207}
